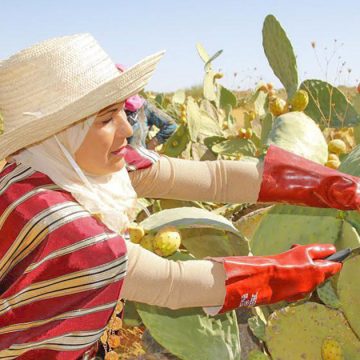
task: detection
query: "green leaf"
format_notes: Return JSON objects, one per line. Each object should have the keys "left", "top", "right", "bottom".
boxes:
{"left": 251, "top": 205, "right": 342, "bottom": 256}
{"left": 265, "top": 111, "right": 328, "bottom": 164}
{"left": 317, "top": 280, "right": 341, "bottom": 309}
{"left": 260, "top": 113, "right": 273, "bottom": 146}
{"left": 140, "top": 206, "right": 241, "bottom": 235}
{"left": 162, "top": 124, "right": 190, "bottom": 158}
{"left": 186, "top": 97, "right": 201, "bottom": 141}
{"left": 338, "top": 144, "right": 360, "bottom": 176}
{"left": 254, "top": 90, "right": 268, "bottom": 118}
{"left": 300, "top": 79, "right": 360, "bottom": 128}
{"left": 204, "top": 135, "right": 227, "bottom": 151}
{"left": 203, "top": 70, "right": 217, "bottom": 102}
{"left": 196, "top": 43, "right": 210, "bottom": 63}
{"left": 180, "top": 227, "right": 249, "bottom": 258}
{"left": 197, "top": 111, "right": 223, "bottom": 139}
{"left": 219, "top": 86, "right": 237, "bottom": 109}
{"left": 212, "top": 138, "right": 257, "bottom": 157}
{"left": 123, "top": 301, "right": 143, "bottom": 327}
{"left": 155, "top": 93, "right": 165, "bottom": 107}
{"left": 172, "top": 90, "right": 186, "bottom": 104}
{"left": 262, "top": 15, "right": 298, "bottom": 98}
{"left": 136, "top": 253, "right": 241, "bottom": 360}
{"left": 204, "top": 49, "right": 223, "bottom": 71}
{"left": 248, "top": 316, "right": 266, "bottom": 341}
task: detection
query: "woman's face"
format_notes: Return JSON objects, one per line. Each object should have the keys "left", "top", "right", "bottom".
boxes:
{"left": 75, "top": 102, "right": 133, "bottom": 176}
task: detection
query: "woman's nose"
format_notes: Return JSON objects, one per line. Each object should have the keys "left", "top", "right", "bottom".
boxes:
{"left": 115, "top": 110, "right": 133, "bottom": 138}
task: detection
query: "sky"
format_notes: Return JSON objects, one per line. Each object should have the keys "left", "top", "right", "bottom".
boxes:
{"left": 1, "top": 0, "right": 359, "bottom": 92}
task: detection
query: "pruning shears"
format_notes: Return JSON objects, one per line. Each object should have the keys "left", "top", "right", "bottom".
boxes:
{"left": 325, "top": 247, "right": 360, "bottom": 262}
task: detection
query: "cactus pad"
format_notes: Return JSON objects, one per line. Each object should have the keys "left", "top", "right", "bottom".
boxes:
{"left": 265, "top": 302, "right": 360, "bottom": 359}
{"left": 251, "top": 205, "right": 341, "bottom": 256}
{"left": 265, "top": 111, "right": 328, "bottom": 164}
{"left": 337, "top": 255, "right": 360, "bottom": 338}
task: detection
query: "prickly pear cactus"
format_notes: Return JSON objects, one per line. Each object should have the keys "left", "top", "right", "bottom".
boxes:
{"left": 337, "top": 255, "right": 360, "bottom": 338}
{"left": 317, "top": 280, "right": 341, "bottom": 309}
{"left": 338, "top": 144, "right": 360, "bottom": 176}
{"left": 265, "top": 111, "right": 328, "bottom": 164}
{"left": 162, "top": 124, "right": 190, "bottom": 157}
{"left": 265, "top": 302, "right": 360, "bottom": 360}
{"left": 300, "top": 79, "right": 360, "bottom": 129}
{"left": 262, "top": 15, "right": 298, "bottom": 98}
{"left": 251, "top": 205, "right": 341, "bottom": 256}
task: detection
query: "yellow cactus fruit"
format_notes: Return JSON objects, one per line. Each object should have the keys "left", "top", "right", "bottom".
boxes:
{"left": 128, "top": 224, "right": 145, "bottom": 244}
{"left": 328, "top": 139, "right": 347, "bottom": 155}
{"left": 238, "top": 128, "right": 247, "bottom": 138}
{"left": 269, "top": 97, "right": 288, "bottom": 116}
{"left": 245, "top": 128, "right": 253, "bottom": 139}
{"left": 328, "top": 153, "right": 339, "bottom": 162}
{"left": 214, "top": 72, "right": 224, "bottom": 79}
{"left": 140, "top": 233, "right": 155, "bottom": 252}
{"left": 289, "top": 90, "right": 309, "bottom": 111}
{"left": 153, "top": 226, "right": 181, "bottom": 257}
{"left": 109, "top": 316, "right": 123, "bottom": 331}
{"left": 248, "top": 111, "right": 256, "bottom": 121}
{"left": 105, "top": 351, "right": 119, "bottom": 360}
{"left": 325, "top": 159, "right": 341, "bottom": 169}
{"left": 267, "top": 82, "right": 274, "bottom": 91}
{"left": 115, "top": 301, "right": 124, "bottom": 314}
{"left": 100, "top": 330, "right": 108, "bottom": 345}
{"left": 108, "top": 334, "right": 121, "bottom": 349}
{"left": 321, "top": 337, "right": 344, "bottom": 360}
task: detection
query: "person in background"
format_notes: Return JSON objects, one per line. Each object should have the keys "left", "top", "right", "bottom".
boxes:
{"left": 116, "top": 64, "right": 177, "bottom": 150}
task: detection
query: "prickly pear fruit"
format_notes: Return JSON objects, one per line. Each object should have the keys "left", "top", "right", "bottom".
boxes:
{"left": 128, "top": 224, "right": 145, "bottom": 244}
{"left": 325, "top": 159, "right": 341, "bottom": 169}
{"left": 105, "top": 351, "right": 118, "bottom": 360}
{"left": 328, "top": 139, "right": 346, "bottom": 155}
{"left": 328, "top": 153, "right": 340, "bottom": 161}
{"left": 289, "top": 89, "right": 309, "bottom": 111}
{"left": 321, "top": 337, "right": 344, "bottom": 360}
{"left": 140, "top": 233, "right": 155, "bottom": 252}
{"left": 269, "top": 97, "right": 288, "bottom": 116}
{"left": 245, "top": 128, "right": 253, "bottom": 139}
{"left": 153, "top": 226, "right": 181, "bottom": 257}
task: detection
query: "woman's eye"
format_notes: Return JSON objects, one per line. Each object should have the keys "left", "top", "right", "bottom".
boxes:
{"left": 102, "top": 118, "right": 112, "bottom": 125}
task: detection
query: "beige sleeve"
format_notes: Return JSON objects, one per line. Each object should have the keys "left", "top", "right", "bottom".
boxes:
{"left": 129, "top": 156, "right": 263, "bottom": 203}
{"left": 120, "top": 240, "right": 226, "bottom": 310}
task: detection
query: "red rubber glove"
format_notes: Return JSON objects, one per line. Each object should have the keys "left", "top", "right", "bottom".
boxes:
{"left": 258, "top": 145, "right": 360, "bottom": 210}
{"left": 208, "top": 244, "right": 341, "bottom": 314}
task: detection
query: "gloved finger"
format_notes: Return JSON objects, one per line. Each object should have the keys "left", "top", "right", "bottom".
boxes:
{"left": 315, "top": 260, "right": 342, "bottom": 279}
{"left": 307, "top": 244, "right": 337, "bottom": 260}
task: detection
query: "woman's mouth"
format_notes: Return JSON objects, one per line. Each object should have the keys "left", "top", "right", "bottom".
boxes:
{"left": 111, "top": 146, "right": 127, "bottom": 157}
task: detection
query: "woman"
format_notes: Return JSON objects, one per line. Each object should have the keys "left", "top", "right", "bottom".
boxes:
{"left": 0, "top": 33, "right": 355, "bottom": 359}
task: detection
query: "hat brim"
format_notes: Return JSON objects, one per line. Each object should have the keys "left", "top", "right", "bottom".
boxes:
{"left": 0, "top": 51, "right": 164, "bottom": 159}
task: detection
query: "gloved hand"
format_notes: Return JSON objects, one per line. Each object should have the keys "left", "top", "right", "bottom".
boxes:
{"left": 258, "top": 145, "right": 360, "bottom": 210}
{"left": 208, "top": 244, "right": 342, "bottom": 314}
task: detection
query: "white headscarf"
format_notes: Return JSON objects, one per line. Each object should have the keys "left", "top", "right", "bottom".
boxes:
{"left": 13, "top": 115, "right": 138, "bottom": 234}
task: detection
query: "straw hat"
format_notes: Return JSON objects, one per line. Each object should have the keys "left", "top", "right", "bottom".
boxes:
{"left": 0, "top": 33, "right": 164, "bottom": 159}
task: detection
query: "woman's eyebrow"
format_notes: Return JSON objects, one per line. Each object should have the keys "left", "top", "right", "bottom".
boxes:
{"left": 97, "top": 106, "right": 118, "bottom": 117}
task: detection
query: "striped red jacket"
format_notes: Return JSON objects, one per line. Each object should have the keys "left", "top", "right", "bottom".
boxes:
{"left": 0, "top": 146, "right": 159, "bottom": 359}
